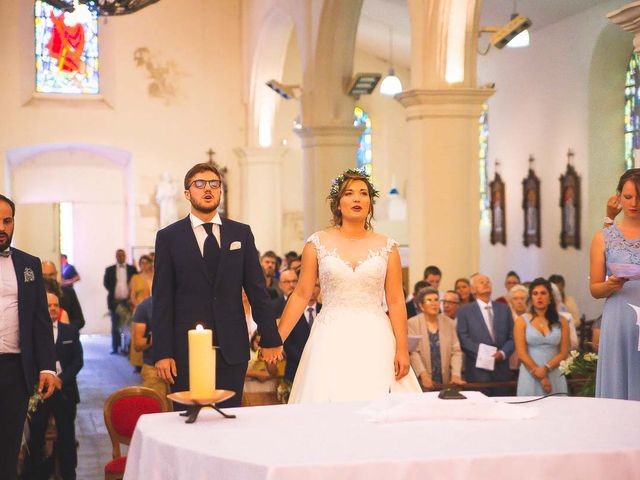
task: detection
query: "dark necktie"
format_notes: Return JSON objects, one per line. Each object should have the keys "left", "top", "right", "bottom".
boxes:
{"left": 202, "top": 223, "right": 220, "bottom": 279}
{"left": 307, "top": 307, "right": 315, "bottom": 328}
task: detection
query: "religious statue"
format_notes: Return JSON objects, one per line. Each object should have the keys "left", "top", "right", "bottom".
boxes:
{"left": 156, "top": 172, "right": 178, "bottom": 229}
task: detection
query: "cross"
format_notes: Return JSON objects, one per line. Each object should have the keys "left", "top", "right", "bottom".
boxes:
{"left": 567, "top": 148, "right": 574, "bottom": 166}
{"left": 206, "top": 148, "right": 216, "bottom": 164}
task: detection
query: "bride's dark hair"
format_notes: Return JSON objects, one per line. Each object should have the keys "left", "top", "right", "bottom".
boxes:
{"left": 327, "top": 169, "right": 379, "bottom": 230}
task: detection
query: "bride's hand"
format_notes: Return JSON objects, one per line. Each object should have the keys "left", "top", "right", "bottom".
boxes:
{"left": 394, "top": 349, "right": 410, "bottom": 380}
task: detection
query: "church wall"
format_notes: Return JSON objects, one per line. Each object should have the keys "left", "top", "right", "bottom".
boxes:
{"left": 0, "top": 0, "right": 245, "bottom": 332}
{"left": 477, "top": 0, "right": 631, "bottom": 319}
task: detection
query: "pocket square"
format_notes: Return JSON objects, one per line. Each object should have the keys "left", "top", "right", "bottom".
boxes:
{"left": 62, "top": 340, "right": 73, "bottom": 344}
{"left": 24, "top": 268, "right": 35, "bottom": 283}
{"left": 230, "top": 241, "right": 242, "bottom": 251}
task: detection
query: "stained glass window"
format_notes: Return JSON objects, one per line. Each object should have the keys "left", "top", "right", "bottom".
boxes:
{"left": 35, "top": 0, "right": 99, "bottom": 94}
{"left": 354, "top": 107, "right": 372, "bottom": 176}
{"left": 479, "top": 103, "right": 490, "bottom": 217}
{"left": 625, "top": 52, "right": 639, "bottom": 171}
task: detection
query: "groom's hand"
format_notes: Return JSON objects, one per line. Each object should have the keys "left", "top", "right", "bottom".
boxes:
{"left": 260, "top": 346, "right": 283, "bottom": 364}
{"left": 155, "top": 358, "right": 177, "bottom": 384}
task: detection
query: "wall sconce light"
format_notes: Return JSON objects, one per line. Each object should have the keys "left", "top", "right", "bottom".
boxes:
{"left": 265, "top": 80, "right": 301, "bottom": 100}
{"left": 348, "top": 73, "right": 382, "bottom": 98}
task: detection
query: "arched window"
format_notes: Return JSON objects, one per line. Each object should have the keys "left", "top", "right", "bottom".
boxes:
{"left": 354, "top": 107, "right": 372, "bottom": 176}
{"left": 479, "top": 103, "right": 490, "bottom": 219}
{"left": 35, "top": 0, "right": 99, "bottom": 94}
{"left": 625, "top": 52, "right": 639, "bottom": 171}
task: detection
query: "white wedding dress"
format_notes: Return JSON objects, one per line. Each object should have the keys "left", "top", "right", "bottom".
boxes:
{"left": 288, "top": 232, "right": 421, "bottom": 403}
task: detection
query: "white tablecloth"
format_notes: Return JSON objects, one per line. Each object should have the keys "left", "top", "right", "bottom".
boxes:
{"left": 124, "top": 393, "right": 640, "bottom": 480}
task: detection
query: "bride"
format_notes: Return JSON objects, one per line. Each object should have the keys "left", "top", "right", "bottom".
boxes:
{"left": 277, "top": 168, "right": 421, "bottom": 403}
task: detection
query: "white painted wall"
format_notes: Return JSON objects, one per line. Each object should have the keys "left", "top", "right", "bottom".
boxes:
{"left": 477, "top": 0, "right": 632, "bottom": 318}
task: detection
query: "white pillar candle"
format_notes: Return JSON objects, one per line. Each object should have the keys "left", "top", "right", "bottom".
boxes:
{"left": 188, "top": 324, "right": 216, "bottom": 398}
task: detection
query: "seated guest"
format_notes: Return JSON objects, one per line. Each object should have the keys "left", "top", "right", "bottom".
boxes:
{"left": 442, "top": 290, "right": 461, "bottom": 323}
{"left": 423, "top": 265, "right": 443, "bottom": 298}
{"left": 514, "top": 278, "right": 569, "bottom": 396}
{"left": 132, "top": 296, "right": 170, "bottom": 402}
{"left": 406, "top": 280, "right": 429, "bottom": 318}
{"left": 244, "top": 332, "right": 285, "bottom": 404}
{"left": 456, "top": 274, "right": 514, "bottom": 396}
{"left": 454, "top": 277, "right": 474, "bottom": 305}
{"left": 508, "top": 284, "right": 529, "bottom": 371}
{"left": 550, "top": 282, "right": 579, "bottom": 350}
{"left": 273, "top": 269, "right": 298, "bottom": 318}
{"left": 408, "top": 287, "right": 464, "bottom": 390}
{"left": 43, "top": 277, "right": 71, "bottom": 325}
{"left": 283, "top": 282, "right": 321, "bottom": 383}
{"left": 42, "top": 261, "right": 85, "bottom": 330}
{"left": 548, "top": 274, "right": 581, "bottom": 327}
{"left": 496, "top": 271, "right": 521, "bottom": 304}
{"left": 24, "top": 292, "right": 83, "bottom": 480}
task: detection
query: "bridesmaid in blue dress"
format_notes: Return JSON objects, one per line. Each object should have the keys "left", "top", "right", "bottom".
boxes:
{"left": 514, "top": 278, "right": 570, "bottom": 396}
{"left": 591, "top": 169, "right": 640, "bottom": 400}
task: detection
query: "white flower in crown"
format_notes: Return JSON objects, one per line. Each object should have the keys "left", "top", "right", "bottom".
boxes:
{"left": 24, "top": 267, "right": 35, "bottom": 283}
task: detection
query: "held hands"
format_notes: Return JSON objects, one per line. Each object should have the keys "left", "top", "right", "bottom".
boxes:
{"left": 540, "top": 376, "right": 552, "bottom": 394}
{"left": 394, "top": 349, "right": 410, "bottom": 380}
{"left": 530, "top": 365, "right": 547, "bottom": 380}
{"left": 156, "top": 358, "right": 177, "bottom": 384}
{"left": 38, "top": 372, "right": 56, "bottom": 399}
{"left": 259, "top": 346, "right": 283, "bottom": 365}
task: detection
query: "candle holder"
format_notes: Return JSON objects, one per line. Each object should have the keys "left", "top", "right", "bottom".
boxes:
{"left": 167, "top": 390, "right": 236, "bottom": 423}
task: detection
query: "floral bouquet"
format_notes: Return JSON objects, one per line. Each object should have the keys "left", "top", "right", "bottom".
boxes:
{"left": 559, "top": 350, "right": 598, "bottom": 397}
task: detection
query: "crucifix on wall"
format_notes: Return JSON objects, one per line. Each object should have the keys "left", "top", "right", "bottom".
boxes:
{"left": 206, "top": 148, "right": 229, "bottom": 219}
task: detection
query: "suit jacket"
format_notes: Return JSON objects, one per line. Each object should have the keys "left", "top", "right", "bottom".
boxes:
{"left": 55, "top": 322, "right": 83, "bottom": 404}
{"left": 151, "top": 216, "right": 281, "bottom": 390}
{"left": 456, "top": 300, "right": 514, "bottom": 382}
{"left": 408, "top": 313, "right": 462, "bottom": 384}
{"left": 283, "top": 303, "right": 321, "bottom": 382}
{"left": 103, "top": 263, "right": 137, "bottom": 311}
{"left": 405, "top": 299, "right": 418, "bottom": 319}
{"left": 60, "top": 285, "right": 85, "bottom": 330}
{"left": 11, "top": 249, "right": 56, "bottom": 392}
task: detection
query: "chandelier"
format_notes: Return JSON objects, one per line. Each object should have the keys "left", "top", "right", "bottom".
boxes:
{"left": 42, "top": 0, "right": 161, "bottom": 16}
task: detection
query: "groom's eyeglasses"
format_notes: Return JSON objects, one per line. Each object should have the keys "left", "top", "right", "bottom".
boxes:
{"left": 189, "top": 179, "right": 222, "bottom": 190}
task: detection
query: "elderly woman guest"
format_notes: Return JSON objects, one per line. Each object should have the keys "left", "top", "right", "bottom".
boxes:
{"left": 514, "top": 278, "right": 569, "bottom": 396}
{"left": 408, "top": 287, "right": 464, "bottom": 390}
{"left": 454, "top": 278, "right": 474, "bottom": 305}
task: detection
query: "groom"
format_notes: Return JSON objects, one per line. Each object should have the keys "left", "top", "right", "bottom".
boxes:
{"left": 152, "top": 163, "right": 282, "bottom": 408}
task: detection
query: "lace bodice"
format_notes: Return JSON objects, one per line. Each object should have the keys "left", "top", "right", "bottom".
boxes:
{"left": 603, "top": 224, "right": 640, "bottom": 271}
{"left": 307, "top": 232, "right": 397, "bottom": 312}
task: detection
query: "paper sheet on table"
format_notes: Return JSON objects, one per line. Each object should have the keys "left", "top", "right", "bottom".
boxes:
{"left": 608, "top": 263, "right": 640, "bottom": 281}
{"left": 358, "top": 392, "right": 538, "bottom": 423}
{"left": 476, "top": 343, "right": 496, "bottom": 371}
{"left": 408, "top": 336, "right": 421, "bottom": 353}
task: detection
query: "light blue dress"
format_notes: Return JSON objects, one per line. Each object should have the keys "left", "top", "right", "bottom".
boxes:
{"left": 517, "top": 314, "right": 568, "bottom": 396}
{"left": 595, "top": 225, "right": 640, "bottom": 400}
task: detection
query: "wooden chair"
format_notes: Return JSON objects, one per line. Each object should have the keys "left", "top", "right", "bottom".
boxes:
{"left": 103, "top": 386, "right": 170, "bottom": 480}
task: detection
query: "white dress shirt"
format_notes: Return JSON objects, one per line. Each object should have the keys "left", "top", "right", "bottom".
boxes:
{"left": 190, "top": 212, "right": 222, "bottom": 256}
{"left": 0, "top": 253, "right": 20, "bottom": 353}
{"left": 115, "top": 263, "right": 129, "bottom": 300}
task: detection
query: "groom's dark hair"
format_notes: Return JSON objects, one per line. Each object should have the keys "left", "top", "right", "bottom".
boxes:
{"left": 184, "top": 163, "right": 221, "bottom": 190}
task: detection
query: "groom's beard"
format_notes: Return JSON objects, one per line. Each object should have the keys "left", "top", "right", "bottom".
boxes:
{"left": 190, "top": 196, "right": 220, "bottom": 215}
{"left": 0, "top": 231, "right": 12, "bottom": 251}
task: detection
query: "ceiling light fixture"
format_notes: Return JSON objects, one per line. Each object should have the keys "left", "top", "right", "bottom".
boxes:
{"left": 380, "top": 27, "right": 402, "bottom": 96}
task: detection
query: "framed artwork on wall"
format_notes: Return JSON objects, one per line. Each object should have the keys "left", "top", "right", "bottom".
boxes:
{"left": 559, "top": 151, "right": 581, "bottom": 249}
{"left": 490, "top": 173, "right": 506, "bottom": 245}
{"left": 522, "top": 157, "right": 541, "bottom": 247}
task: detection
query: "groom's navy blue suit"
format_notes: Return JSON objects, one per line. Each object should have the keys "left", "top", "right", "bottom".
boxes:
{"left": 152, "top": 216, "right": 280, "bottom": 407}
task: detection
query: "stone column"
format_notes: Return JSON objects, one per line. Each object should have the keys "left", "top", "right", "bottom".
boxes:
{"left": 295, "top": 125, "right": 362, "bottom": 237}
{"left": 234, "top": 147, "right": 287, "bottom": 252}
{"left": 397, "top": 88, "right": 493, "bottom": 287}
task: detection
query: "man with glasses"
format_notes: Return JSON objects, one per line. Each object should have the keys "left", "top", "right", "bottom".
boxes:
{"left": 152, "top": 163, "right": 282, "bottom": 409}
{"left": 442, "top": 290, "right": 461, "bottom": 323}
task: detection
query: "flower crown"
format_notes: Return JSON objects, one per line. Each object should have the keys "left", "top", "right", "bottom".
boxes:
{"left": 329, "top": 168, "right": 379, "bottom": 200}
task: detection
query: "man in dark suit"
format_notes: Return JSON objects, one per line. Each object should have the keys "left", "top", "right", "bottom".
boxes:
{"left": 406, "top": 280, "right": 429, "bottom": 319}
{"left": 0, "top": 194, "right": 56, "bottom": 480}
{"left": 25, "top": 292, "right": 83, "bottom": 480}
{"left": 103, "top": 249, "right": 136, "bottom": 354}
{"left": 283, "top": 280, "right": 321, "bottom": 383}
{"left": 153, "top": 163, "right": 282, "bottom": 408}
{"left": 42, "top": 261, "right": 85, "bottom": 330}
{"left": 456, "top": 273, "right": 514, "bottom": 396}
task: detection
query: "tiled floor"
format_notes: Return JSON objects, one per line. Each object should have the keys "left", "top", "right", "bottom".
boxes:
{"left": 75, "top": 335, "right": 140, "bottom": 480}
